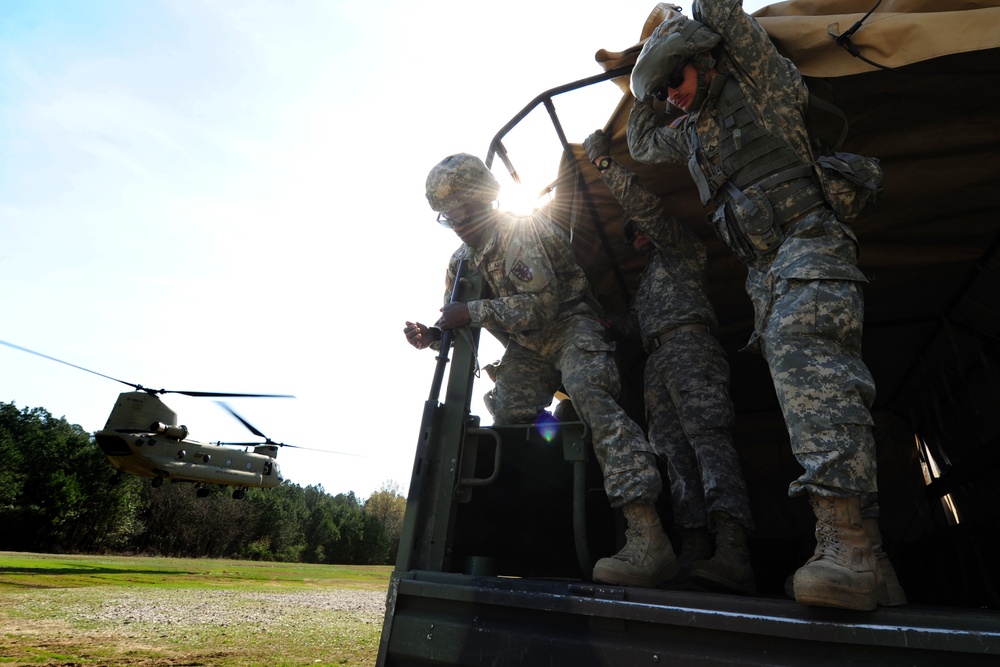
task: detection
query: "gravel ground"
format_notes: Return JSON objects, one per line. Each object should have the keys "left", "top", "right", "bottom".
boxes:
{"left": 10, "top": 586, "right": 386, "bottom": 627}
{"left": 3, "top": 587, "right": 388, "bottom": 666}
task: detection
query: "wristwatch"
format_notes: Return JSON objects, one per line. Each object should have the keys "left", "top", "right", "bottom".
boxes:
{"left": 596, "top": 156, "right": 612, "bottom": 172}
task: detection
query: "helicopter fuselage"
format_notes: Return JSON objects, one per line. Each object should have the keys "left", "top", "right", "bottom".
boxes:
{"left": 95, "top": 429, "right": 284, "bottom": 488}
{"left": 94, "top": 391, "right": 284, "bottom": 490}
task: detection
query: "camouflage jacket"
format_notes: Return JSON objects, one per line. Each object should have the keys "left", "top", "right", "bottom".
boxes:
{"left": 600, "top": 163, "right": 718, "bottom": 351}
{"left": 442, "top": 209, "right": 597, "bottom": 353}
{"left": 627, "top": 0, "right": 867, "bottom": 284}
{"left": 627, "top": 0, "right": 812, "bottom": 170}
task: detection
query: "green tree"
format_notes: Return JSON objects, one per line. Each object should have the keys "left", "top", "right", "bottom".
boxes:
{"left": 332, "top": 491, "right": 390, "bottom": 565}
{"left": 301, "top": 485, "right": 341, "bottom": 563}
{"left": 0, "top": 402, "right": 142, "bottom": 552}
{"left": 137, "top": 482, "right": 259, "bottom": 558}
{"left": 244, "top": 482, "right": 308, "bottom": 561}
{"left": 0, "top": 406, "right": 26, "bottom": 515}
{"left": 365, "top": 480, "right": 406, "bottom": 563}
{"left": 356, "top": 509, "right": 390, "bottom": 564}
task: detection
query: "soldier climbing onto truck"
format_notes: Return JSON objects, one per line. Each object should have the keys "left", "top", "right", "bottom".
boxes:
{"left": 585, "top": 127, "right": 756, "bottom": 595}
{"left": 626, "top": 0, "right": 905, "bottom": 610}
{"left": 403, "top": 152, "right": 682, "bottom": 589}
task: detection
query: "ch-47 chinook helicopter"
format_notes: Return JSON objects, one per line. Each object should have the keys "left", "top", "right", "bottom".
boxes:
{"left": 1, "top": 339, "right": 331, "bottom": 499}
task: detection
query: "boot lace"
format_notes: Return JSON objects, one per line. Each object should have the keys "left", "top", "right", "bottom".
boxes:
{"left": 613, "top": 526, "right": 648, "bottom": 564}
{"left": 813, "top": 501, "right": 846, "bottom": 561}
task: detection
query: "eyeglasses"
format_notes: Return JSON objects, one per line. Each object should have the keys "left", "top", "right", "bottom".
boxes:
{"left": 437, "top": 201, "right": 490, "bottom": 229}
{"left": 437, "top": 211, "right": 470, "bottom": 229}
{"left": 653, "top": 64, "right": 688, "bottom": 101}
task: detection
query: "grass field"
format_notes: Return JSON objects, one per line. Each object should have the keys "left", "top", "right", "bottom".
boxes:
{"left": 0, "top": 551, "right": 392, "bottom": 666}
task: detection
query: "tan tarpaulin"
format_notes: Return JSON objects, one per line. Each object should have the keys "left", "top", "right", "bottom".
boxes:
{"left": 596, "top": 0, "right": 1000, "bottom": 80}
{"left": 757, "top": 0, "right": 1000, "bottom": 76}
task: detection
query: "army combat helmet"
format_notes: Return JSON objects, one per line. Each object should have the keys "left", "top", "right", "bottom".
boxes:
{"left": 425, "top": 153, "right": 500, "bottom": 213}
{"left": 630, "top": 14, "right": 721, "bottom": 109}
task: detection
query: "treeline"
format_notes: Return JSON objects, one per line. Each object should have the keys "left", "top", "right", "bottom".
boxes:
{"left": 0, "top": 401, "right": 406, "bottom": 564}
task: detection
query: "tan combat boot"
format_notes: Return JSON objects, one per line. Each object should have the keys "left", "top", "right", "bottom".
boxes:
{"left": 681, "top": 526, "right": 713, "bottom": 565}
{"left": 662, "top": 526, "right": 712, "bottom": 587}
{"left": 592, "top": 503, "right": 678, "bottom": 587}
{"left": 689, "top": 512, "right": 756, "bottom": 595}
{"left": 864, "top": 517, "right": 907, "bottom": 606}
{"left": 793, "top": 495, "right": 881, "bottom": 610}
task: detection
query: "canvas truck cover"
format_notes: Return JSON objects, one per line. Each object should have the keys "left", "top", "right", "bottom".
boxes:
{"left": 595, "top": 1, "right": 1000, "bottom": 79}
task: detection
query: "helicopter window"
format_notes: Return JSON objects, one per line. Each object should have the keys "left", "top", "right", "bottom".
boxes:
{"left": 225, "top": 458, "right": 233, "bottom": 466}
{"left": 245, "top": 462, "right": 253, "bottom": 470}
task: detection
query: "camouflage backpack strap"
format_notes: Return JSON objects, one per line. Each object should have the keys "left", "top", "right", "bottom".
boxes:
{"left": 687, "top": 74, "right": 733, "bottom": 204}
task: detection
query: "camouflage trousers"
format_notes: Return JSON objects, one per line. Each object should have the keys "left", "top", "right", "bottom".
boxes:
{"left": 744, "top": 211, "right": 877, "bottom": 498}
{"left": 645, "top": 330, "right": 754, "bottom": 532}
{"left": 490, "top": 315, "right": 661, "bottom": 508}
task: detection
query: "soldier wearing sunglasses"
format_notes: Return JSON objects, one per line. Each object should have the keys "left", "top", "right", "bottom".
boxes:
{"left": 626, "top": 1, "right": 903, "bottom": 611}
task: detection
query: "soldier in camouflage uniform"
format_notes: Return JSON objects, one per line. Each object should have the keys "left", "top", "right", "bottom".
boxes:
{"left": 585, "top": 128, "right": 755, "bottom": 594}
{"left": 626, "top": 0, "right": 904, "bottom": 610}
{"left": 404, "top": 153, "right": 678, "bottom": 588}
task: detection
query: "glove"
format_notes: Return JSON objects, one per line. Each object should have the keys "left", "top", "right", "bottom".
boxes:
{"left": 584, "top": 129, "right": 611, "bottom": 163}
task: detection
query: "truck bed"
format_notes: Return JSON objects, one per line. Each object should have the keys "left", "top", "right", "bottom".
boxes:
{"left": 379, "top": 570, "right": 1000, "bottom": 666}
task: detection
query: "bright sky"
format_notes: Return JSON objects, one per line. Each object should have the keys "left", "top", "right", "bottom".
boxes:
{"left": 1, "top": 0, "right": 768, "bottom": 500}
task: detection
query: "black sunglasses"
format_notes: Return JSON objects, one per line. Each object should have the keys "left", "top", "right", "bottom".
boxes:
{"left": 653, "top": 65, "right": 688, "bottom": 101}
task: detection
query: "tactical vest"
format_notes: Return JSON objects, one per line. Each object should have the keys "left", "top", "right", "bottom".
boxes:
{"left": 688, "top": 75, "right": 826, "bottom": 263}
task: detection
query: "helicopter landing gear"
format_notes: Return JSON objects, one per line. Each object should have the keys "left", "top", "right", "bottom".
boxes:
{"left": 151, "top": 476, "right": 164, "bottom": 488}
{"left": 196, "top": 487, "right": 211, "bottom": 498}
{"left": 232, "top": 487, "right": 247, "bottom": 500}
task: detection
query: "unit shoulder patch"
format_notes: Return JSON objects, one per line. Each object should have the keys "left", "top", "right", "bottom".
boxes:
{"left": 510, "top": 259, "right": 533, "bottom": 282}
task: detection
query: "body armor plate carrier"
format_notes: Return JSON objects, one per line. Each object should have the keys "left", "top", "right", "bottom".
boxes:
{"left": 688, "top": 75, "right": 826, "bottom": 264}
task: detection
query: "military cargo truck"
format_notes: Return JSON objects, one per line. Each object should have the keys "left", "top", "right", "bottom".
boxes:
{"left": 378, "top": 1, "right": 1000, "bottom": 664}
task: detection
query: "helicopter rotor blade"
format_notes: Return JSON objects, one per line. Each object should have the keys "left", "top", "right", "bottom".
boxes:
{"left": 270, "top": 442, "right": 363, "bottom": 456}
{"left": 0, "top": 339, "right": 140, "bottom": 390}
{"left": 215, "top": 401, "right": 362, "bottom": 456}
{"left": 213, "top": 440, "right": 362, "bottom": 456}
{"left": 173, "top": 390, "right": 296, "bottom": 398}
{"left": 0, "top": 339, "right": 295, "bottom": 398}
{"left": 216, "top": 401, "right": 269, "bottom": 439}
